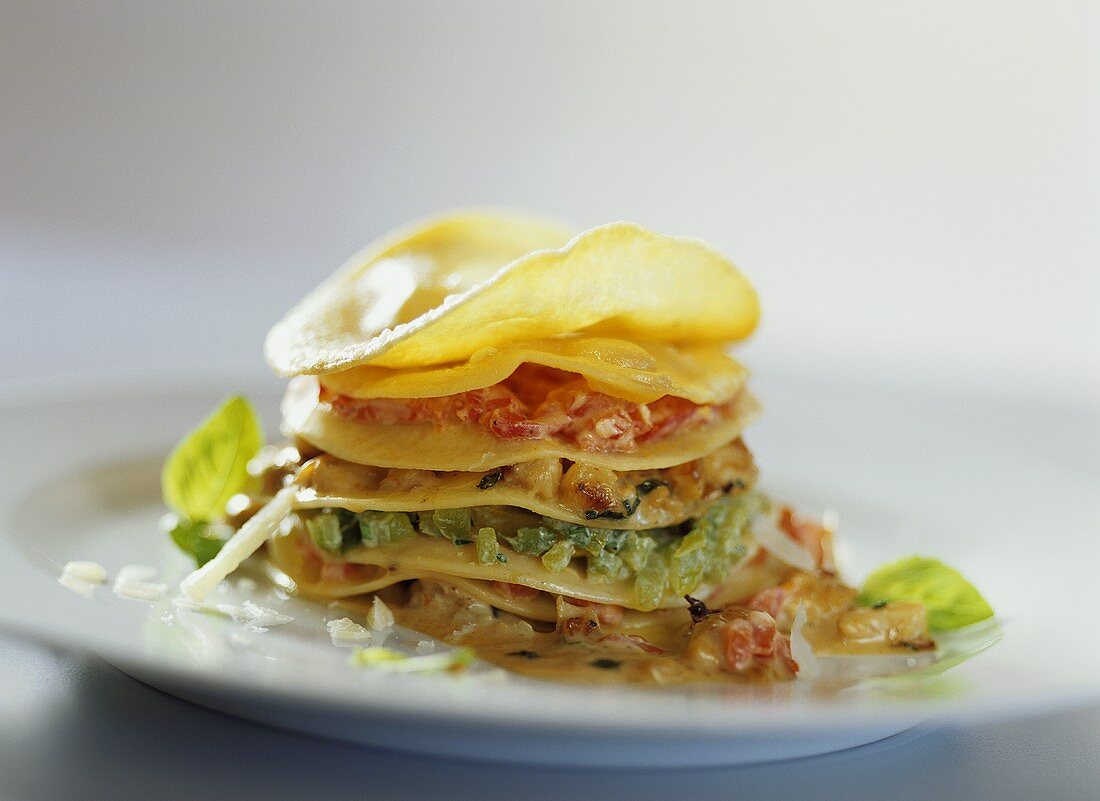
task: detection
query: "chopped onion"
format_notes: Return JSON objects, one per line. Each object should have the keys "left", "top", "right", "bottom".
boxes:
{"left": 752, "top": 513, "right": 817, "bottom": 573}
{"left": 790, "top": 606, "right": 937, "bottom": 682}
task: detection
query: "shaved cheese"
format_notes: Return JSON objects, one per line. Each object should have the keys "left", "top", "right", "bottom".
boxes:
{"left": 114, "top": 580, "right": 167, "bottom": 601}
{"left": 116, "top": 564, "right": 157, "bottom": 584}
{"left": 367, "top": 596, "right": 395, "bottom": 630}
{"left": 751, "top": 514, "right": 818, "bottom": 573}
{"left": 61, "top": 561, "right": 107, "bottom": 584}
{"left": 179, "top": 485, "right": 297, "bottom": 601}
{"left": 264, "top": 213, "right": 759, "bottom": 376}
{"left": 110, "top": 563, "right": 166, "bottom": 601}
{"left": 172, "top": 596, "right": 293, "bottom": 629}
{"left": 215, "top": 600, "right": 293, "bottom": 628}
{"left": 58, "top": 573, "right": 97, "bottom": 598}
{"left": 327, "top": 617, "right": 372, "bottom": 644}
{"left": 321, "top": 338, "right": 746, "bottom": 405}
{"left": 284, "top": 376, "right": 760, "bottom": 472}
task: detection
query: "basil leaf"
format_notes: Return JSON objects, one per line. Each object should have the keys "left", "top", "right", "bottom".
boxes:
{"left": 168, "top": 517, "right": 227, "bottom": 567}
{"left": 162, "top": 396, "right": 264, "bottom": 522}
{"left": 859, "top": 555, "right": 994, "bottom": 630}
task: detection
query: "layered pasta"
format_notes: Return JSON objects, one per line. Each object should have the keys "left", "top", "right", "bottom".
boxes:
{"left": 176, "top": 213, "right": 942, "bottom": 685}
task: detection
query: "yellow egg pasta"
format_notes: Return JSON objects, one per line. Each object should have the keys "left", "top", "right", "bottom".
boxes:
{"left": 282, "top": 376, "right": 761, "bottom": 472}
{"left": 265, "top": 212, "right": 759, "bottom": 376}
{"left": 319, "top": 337, "right": 747, "bottom": 405}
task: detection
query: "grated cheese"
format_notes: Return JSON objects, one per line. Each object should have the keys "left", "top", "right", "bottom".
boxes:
{"left": 58, "top": 573, "right": 96, "bottom": 598}
{"left": 114, "top": 580, "right": 168, "bottom": 601}
{"left": 179, "top": 485, "right": 297, "bottom": 601}
{"left": 116, "top": 564, "right": 158, "bottom": 584}
{"left": 367, "top": 596, "right": 395, "bottom": 630}
{"left": 61, "top": 561, "right": 107, "bottom": 584}
{"left": 327, "top": 617, "right": 372, "bottom": 644}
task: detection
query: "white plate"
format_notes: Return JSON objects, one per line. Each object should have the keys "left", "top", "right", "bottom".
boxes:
{"left": 1, "top": 369, "right": 1097, "bottom": 766}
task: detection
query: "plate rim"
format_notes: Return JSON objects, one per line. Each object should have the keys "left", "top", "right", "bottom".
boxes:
{"left": 2, "top": 372, "right": 1098, "bottom": 742}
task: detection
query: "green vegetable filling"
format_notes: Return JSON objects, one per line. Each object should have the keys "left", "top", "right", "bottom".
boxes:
{"left": 476, "top": 527, "right": 507, "bottom": 565}
{"left": 505, "top": 526, "right": 559, "bottom": 556}
{"left": 306, "top": 510, "right": 361, "bottom": 553}
{"left": 541, "top": 540, "right": 576, "bottom": 572}
{"left": 297, "top": 492, "right": 762, "bottom": 607}
{"left": 429, "top": 508, "right": 473, "bottom": 541}
{"left": 359, "top": 511, "right": 416, "bottom": 547}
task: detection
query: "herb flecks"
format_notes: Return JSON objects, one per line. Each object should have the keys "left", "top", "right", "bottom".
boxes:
{"left": 589, "top": 658, "right": 622, "bottom": 670}
{"left": 583, "top": 496, "right": 639, "bottom": 521}
{"left": 584, "top": 509, "right": 623, "bottom": 520}
{"left": 684, "top": 594, "right": 720, "bottom": 623}
{"left": 636, "top": 479, "right": 669, "bottom": 496}
{"left": 507, "top": 649, "right": 541, "bottom": 660}
{"left": 477, "top": 470, "right": 503, "bottom": 490}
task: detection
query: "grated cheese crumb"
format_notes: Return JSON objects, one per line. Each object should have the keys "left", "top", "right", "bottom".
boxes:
{"left": 116, "top": 564, "right": 158, "bottom": 584}
{"left": 367, "top": 596, "right": 395, "bottom": 631}
{"left": 243, "top": 600, "right": 293, "bottom": 627}
{"left": 179, "top": 485, "right": 297, "bottom": 601}
{"left": 214, "top": 601, "right": 293, "bottom": 628}
{"left": 114, "top": 580, "right": 168, "bottom": 601}
{"left": 58, "top": 573, "right": 96, "bottom": 598}
{"left": 327, "top": 617, "right": 372, "bottom": 644}
{"left": 61, "top": 561, "right": 107, "bottom": 584}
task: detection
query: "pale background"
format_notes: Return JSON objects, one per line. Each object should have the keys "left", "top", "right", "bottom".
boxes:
{"left": 2, "top": 1, "right": 1097, "bottom": 405}
{"left": 1, "top": 3, "right": 1097, "bottom": 800}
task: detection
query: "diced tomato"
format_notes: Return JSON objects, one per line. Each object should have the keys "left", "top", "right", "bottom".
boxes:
{"left": 322, "top": 365, "right": 736, "bottom": 453}
{"left": 565, "top": 597, "right": 625, "bottom": 626}
{"left": 319, "top": 560, "right": 371, "bottom": 583}
{"left": 743, "top": 573, "right": 857, "bottom": 631}
{"left": 686, "top": 608, "right": 799, "bottom": 676}
{"left": 722, "top": 612, "right": 782, "bottom": 671}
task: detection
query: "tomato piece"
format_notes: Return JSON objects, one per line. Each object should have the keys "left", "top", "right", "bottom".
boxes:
{"left": 323, "top": 367, "right": 733, "bottom": 453}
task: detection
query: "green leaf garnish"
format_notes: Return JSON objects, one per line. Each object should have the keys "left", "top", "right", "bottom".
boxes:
{"left": 162, "top": 396, "right": 264, "bottom": 522}
{"left": 166, "top": 517, "right": 227, "bottom": 566}
{"left": 859, "top": 555, "right": 994, "bottom": 630}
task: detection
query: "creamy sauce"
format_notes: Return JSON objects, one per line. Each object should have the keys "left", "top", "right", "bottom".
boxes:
{"left": 801, "top": 604, "right": 935, "bottom": 656}
{"left": 295, "top": 437, "right": 756, "bottom": 531}
{"left": 339, "top": 580, "right": 797, "bottom": 686}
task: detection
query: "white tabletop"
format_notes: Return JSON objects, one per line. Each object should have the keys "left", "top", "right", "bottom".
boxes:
{"left": 1, "top": 632, "right": 1097, "bottom": 801}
